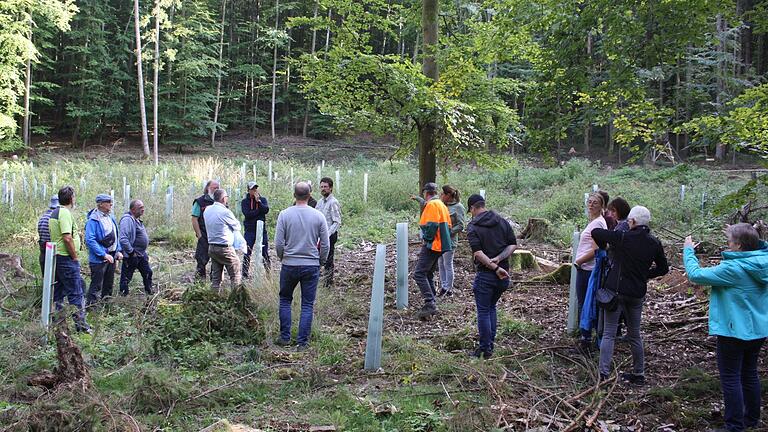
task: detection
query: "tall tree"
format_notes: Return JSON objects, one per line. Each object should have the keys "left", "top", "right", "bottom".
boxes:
{"left": 270, "top": 0, "right": 279, "bottom": 142}
{"left": 418, "top": 0, "right": 438, "bottom": 187}
{"left": 134, "top": 0, "right": 151, "bottom": 157}
{"left": 211, "top": 0, "right": 227, "bottom": 146}
{"left": 153, "top": 0, "right": 161, "bottom": 164}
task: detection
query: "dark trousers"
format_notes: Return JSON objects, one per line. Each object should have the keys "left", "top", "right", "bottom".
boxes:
{"left": 716, "top": 336, "right": 765, "bottom": 431}
{"left": 279, "top": 265, "right": 320, "bottom": 345}
{"left": 575, "top": 268, "right": 593, "bottom": 340}
{"left": 323, "top": 232, "right": 338, "bottom": 286}
{"left": 39, "top": 242, "right": 46, "bottom": 276}
{"left": 195, "top": 234, "right": 210, "bottom": 278}
{"left": 599, "top": 295, "right": 645, "bottom": 377}
{"left": 87, "top": 255, "right": 116, "bottom": 305}
{"left": 120, "top": 255, "right": 153, "bottom": 295}
{"left": 53, "top": 255, "right": 86, "bottom": 328}
{"left": 414, "top": 246, "right": 442, "bottom": 305}
{"left": 473, "top": 271, "right": 509, "bottom": 353}
{"left": 242, "top": 228, "right": 269, "bottom": 277}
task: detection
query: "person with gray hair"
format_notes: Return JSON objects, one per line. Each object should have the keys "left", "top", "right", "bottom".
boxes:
{"left": 203, "top": 188, "right": 242, "bottom": 292}
{"left": 684, "top": 224, "right": 768, "bottom": 431}
{"left": 119, "top": 199, "right": 153, "bottom": 296}
{"left": 275, "top": 181, "right": 330, "bottom": 350}
{"left": 192, "top": 179, "right": 220, "bottom": 280}
{"left": 591, "top": 205, "right": 669, "bottom": 384}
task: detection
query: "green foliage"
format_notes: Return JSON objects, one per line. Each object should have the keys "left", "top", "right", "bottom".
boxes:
{"left": 149, "top": 285, "right": 265, "bottom": 366}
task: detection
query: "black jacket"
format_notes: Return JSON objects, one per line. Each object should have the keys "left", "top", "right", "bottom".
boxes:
{"left": 241, "top": 194, "right": 269, "bottom": 233}
{"left": 466, "top": 210, "right": 517, "bottom": 272}
{"left": 592, "top": 225, "right": 669, "bottom": 298}
{"left": 194, "top": 195, "right": 215, "bottom": 235}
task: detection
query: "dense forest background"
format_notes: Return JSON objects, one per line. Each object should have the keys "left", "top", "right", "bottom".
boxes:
{"left": 3, "top": 0, "right": 768, "bottom": 164}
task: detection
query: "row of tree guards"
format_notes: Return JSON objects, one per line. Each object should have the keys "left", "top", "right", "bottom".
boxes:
{"left": 0, "top": 160, "right": 370, "bottom": 214}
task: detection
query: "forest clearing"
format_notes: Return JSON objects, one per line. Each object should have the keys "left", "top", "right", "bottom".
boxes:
{"left": 0, "top": 141, "right": 764, "bottom": 431}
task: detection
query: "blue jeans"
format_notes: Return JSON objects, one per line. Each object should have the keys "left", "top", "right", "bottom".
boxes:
{"left": 473, "top": 271, "right": 509, "bottom": 353}
{"left": 279, "top": 265, "right": 320, "bottom": 345}
{"left": 716, "top": 336, "right": 765, "bottom": 431}
{"left": 53, "top": 255, "right": 87, "bottom": 327}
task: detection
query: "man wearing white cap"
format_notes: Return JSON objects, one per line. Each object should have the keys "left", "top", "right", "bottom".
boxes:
{"left": 241, "top": 181, "right": 270, "bottom": 277}
{"left": 37, "top": 195, "right": 59, "bottom": 274}
{"left": 85, "top": 194, "right": 123, "bottom": 305}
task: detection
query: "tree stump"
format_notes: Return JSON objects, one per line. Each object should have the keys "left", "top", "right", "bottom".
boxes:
{"left": 510, "top": 250, "right": 540, "bottom": 272}
{"left": 519, "top": 218, "right": 551, "bottom": 242}
{"left": 27, "top": 313, "right": 91, "bottom": 390}
{"left": 528, "top": 263, "right": 573, "bottom": 285}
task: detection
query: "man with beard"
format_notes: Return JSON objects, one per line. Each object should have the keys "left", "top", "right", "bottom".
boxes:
{"left": 192, "top": 180, "right": 220, "bottom": 280}
{"left": 315, "top": 177, "right": 341, "bottom": 287}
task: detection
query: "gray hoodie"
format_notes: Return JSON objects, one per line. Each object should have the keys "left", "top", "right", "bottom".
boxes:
{"left": 119, "top": 211, "right": 150, "bottom": 257}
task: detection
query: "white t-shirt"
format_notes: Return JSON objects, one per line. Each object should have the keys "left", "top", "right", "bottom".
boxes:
{"left": 576, "top": 216, "right": 607, "bottom": 271}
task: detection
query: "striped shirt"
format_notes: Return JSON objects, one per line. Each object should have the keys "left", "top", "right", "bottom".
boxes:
{"left": 37, "top": 208, "right": 54, "bottom": 244}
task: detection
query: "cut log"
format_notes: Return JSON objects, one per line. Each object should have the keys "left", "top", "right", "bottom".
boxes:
{"left": 510, "top": 250, "right": 540, "bottom": 271}
{"left": 519, "top": 218, "right": 551, "bottom": 241}
{"left": 535, "top": 256, "right": 560, "bottom": 273}
{"left": 528, "top": 263, "right": 573, "bottom": 285}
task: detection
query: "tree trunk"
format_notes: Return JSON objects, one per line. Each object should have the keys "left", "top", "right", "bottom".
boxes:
{"left": 283, "top": 30, "right": 291, "bottom": 134}
{"left": 302, "top": 0, "right": 319, "bottom": 138}
{"left": 211, "top": 0, "right": 227, "bottom": 147}
{"left": 270, "top": 0, "right": 279, "bottom": 142}
{"left": 134, "top": 0, "right": 151, "bottom": 158}
{"left": 418, "top": 0, "right": 438, "bottom": 188}
{"left": 607, "top": 116, "right": 614, "bottom": 155}
{"left": 22, "top": 44, "right": 31, "bottom": 147}
{"left": 715, "top": 14, "right": 727, "bottom": 161}
{"left": 251, "top": 0, "right": 261, "bottom": 137}
{"left": 324, "top": 9, "right": 331, "bottom": 55}
{"left": 153, "top": 0, "right": 160, "bottom": 164}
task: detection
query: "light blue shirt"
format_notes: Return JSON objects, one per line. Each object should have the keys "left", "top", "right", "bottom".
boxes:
{"left": 203, "top": 202, "right": 241, "bottom": 246}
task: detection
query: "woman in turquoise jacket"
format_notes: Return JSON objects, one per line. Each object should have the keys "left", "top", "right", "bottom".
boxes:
{"left": 684, "top": 223, "right": 768, "bottom": 432}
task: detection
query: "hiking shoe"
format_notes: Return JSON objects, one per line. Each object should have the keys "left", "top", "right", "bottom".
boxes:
{"left": 599, "top": 373, "right": 610, "bottom": 382}
{"left": 275, "top": 338, "right": 291, "bottom": 347}
{"left": 436, "top": 289, "right": 453, "bottom": 298}
{"left": 621, "top": 372, "right": 645, "bottom": 385}
{"left": 295, "top": 344, "right": 309, "bottom": 352}
{"left": 75, "top": 323, "right": 93, "bottom": 335}
{"left": 469, "top": 348, "right": 492, "bottom": 360}
{"left": 416, "top": 303, "right": 437, "bottom": 320}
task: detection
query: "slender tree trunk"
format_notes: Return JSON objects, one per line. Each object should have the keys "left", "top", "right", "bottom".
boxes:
{"left": 270, "top": 0, "right": 279, "bottom": 142}
{"left": 251, "top": 0, "right": 261, "bottom": 137}
{"left": 153, "top": 0, "right": 160, "bottom": 164}
{"left": 715, "top": 14, "right": 727, "bottom": 161}
{"left": 412, "top": 33, "right": 419, "bottom": 64}
{"left": 22, "top": 40, "right": 31, "bottom": 147}
{"left": 134, "top": 0, "right": 151, "bottom": 158}
{"left": 302, "top": 0, "right": 319, "bottom": 137}
{"left": 283, "top": 31, "right": 291, "bottom": 134}
{"left": 211, "top": 0, "right": 227, "bottom": 147}
{"left": 324, "top": 9, "right": 331, "bottom": 55}
{"left": 418, "top": 0, "right": 438, "bottom": 188}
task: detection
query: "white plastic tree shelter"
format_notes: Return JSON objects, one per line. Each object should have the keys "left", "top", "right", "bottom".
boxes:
{"left": 567, "top": 230, "right": 580, "bottom": 332}
{"left": 396, "top": 222, "right": 408, "bottom": 309}
{"left": 364, "top": 244, "right": 386, "bottom": 371}
{"left": 41, "top": 242, "right": 56, "bottom": 343}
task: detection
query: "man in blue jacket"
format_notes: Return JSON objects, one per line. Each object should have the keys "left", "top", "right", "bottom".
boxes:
{"left": 85, "top": 194, "right": 123, "bottom": 305}
{"left": 241, "top": 181, "right": 270, "bottom": 277}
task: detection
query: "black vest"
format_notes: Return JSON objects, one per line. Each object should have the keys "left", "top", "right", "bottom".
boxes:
{"left": 194, "top": 195, "right": 215, "bottom": 234}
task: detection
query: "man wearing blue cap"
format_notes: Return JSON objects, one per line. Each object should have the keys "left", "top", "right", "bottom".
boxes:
{"left": 85, "top": 194, "right": 123, "bottom": 305}
{"left": 37, "top": 195, "right": 59, "bottom": 274}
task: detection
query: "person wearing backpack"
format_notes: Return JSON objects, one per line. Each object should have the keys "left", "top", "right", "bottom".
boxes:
{"left": 591, "top": 206, "right": 668, "bottom": 384}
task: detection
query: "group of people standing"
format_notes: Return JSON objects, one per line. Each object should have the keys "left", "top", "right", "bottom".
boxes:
{"left": 573, "top": 190, "right": 768, "bottom": 432}
{"left": 191, "top": 178, "right": 341, "bottom": 351}
{"left": 37, "top": 187, "right": 153, "bottom": 333}
{"left": 411, "top": 182, "right": 517, "bottom": 360}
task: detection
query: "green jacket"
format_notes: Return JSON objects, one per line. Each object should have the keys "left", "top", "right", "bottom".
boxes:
{"left": 684, "top": 241, "right": 768, "bottom": 340}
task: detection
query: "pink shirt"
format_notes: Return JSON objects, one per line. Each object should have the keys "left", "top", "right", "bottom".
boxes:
{"left": 576, "top": 216, "right": 607, "bottom": 271}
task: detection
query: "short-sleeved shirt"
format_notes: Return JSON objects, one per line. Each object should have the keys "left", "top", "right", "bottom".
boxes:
{"left": 49, "top": 207, "right": 81, "bottom": 257}
{"left": 191, "top": 201, "right": 202, "bottom": 217}
{"left": 576, "top": 216, "right": 607, "bottom": 271}
{"left": 37, "top": 208, "right": 55, "bottom": 243}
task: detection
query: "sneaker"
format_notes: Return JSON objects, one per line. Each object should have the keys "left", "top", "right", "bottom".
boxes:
{"left": 469, "top": 348, "right": 492, "bottom": 359}
{"left": 275, "top": 338, "right": 291, "bottom": 347}
{"left": 416, "top": 303, "right": 437, "bottom": 320}
{"left": 436, "top": 289, "right": 453, "bottom": 298}
{"left": 620, "top": 372, "right": 645, "bottom": 385}
{"left": 295, "top": 344, "right": 309, "bottom": 352}
{"left": 75, "top": 323, "right": 93, "bottom": 335}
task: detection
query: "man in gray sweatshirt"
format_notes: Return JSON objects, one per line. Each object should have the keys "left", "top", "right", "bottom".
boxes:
{"left": 275, "top": 182, "right": 330, "bottom": 350}
{"left": 119, "top": 199, "right": 153, "bottom": 295}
